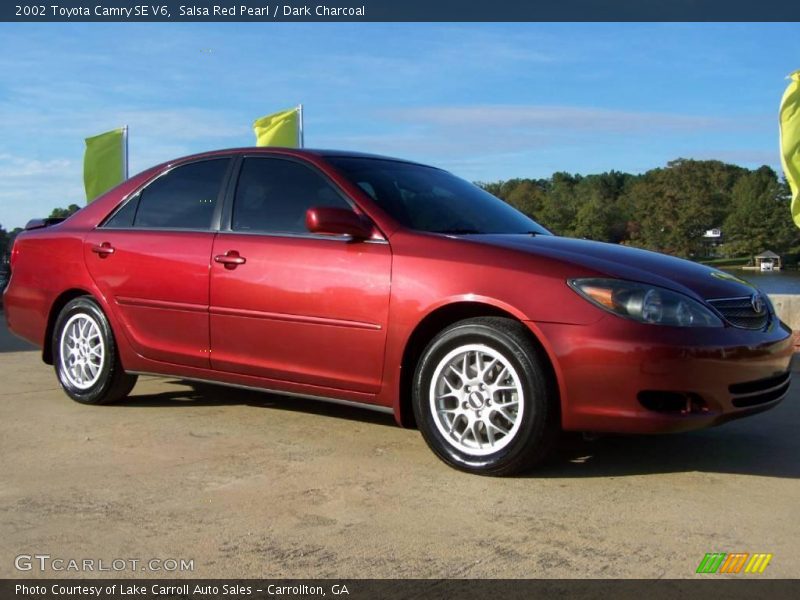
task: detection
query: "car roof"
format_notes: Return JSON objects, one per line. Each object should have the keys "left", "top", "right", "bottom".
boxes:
{"left": 164, "top": 147, "right": 432, "bottom": 168}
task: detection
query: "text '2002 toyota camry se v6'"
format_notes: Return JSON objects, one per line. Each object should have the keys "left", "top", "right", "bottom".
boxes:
{"left": 3, "top": 148, "right": 793, "bottom": 475}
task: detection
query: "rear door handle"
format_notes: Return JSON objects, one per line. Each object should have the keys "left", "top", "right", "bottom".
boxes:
{"left": 91, "top": 242, "right": 115, "bottom": 258}
{"left": 214, "top": 251, "right": 246, "bottom": 269}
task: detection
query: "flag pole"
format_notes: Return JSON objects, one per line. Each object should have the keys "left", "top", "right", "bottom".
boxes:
{"left": 122, "top": 125, "right": 129, "bottom": 179}
{"left": 298, "top": 104, "right": 304, "bottom": 148}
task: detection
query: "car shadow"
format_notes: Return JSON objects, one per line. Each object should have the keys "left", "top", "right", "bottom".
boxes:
{"left": 0, "top": 311, "right": 37, "bottom": 353}
{"left": 117, "top": 379, "right": 397, "bottom": 427}
{"left": 119, "top": 376, "right": 799, "bottom": 479}
{"left": 534, "top": 358, "right": 800, "bottom": 480}
{"left": 532, "top": 405, "right": 800, "bottom": 479}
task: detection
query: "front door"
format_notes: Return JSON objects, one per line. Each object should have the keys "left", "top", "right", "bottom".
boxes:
{"left": 209, "top": 156, "right": 392, "bottom": 393}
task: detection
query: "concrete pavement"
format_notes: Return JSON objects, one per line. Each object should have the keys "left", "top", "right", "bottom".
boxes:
{"left": 0, "top": 318, "right": 798, "bottom": 579}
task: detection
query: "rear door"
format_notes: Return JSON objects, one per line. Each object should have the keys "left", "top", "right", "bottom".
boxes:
{"left": 209, "top": 156, "right": 392, "bottom": 393}
{"left": 84, "top": 158, "right": 232, "bottom": 368}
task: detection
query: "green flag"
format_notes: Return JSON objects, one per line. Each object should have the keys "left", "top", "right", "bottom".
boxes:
{"left": 253, "top": 106, "right": 301, "bottom": 147}
{"left": 83, "top": 127, "right": 126, "bottom": 202}
{"left": 780, "top": 71, "right": 800, "bottom": 227}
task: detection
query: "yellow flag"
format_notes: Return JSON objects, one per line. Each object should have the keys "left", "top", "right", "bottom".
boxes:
{"left": 253, "top": 107, "right": 300, "bottom": 147}
{"left": 83, "top": 127, "right": 126, "bottom": 202}
{"left": 780, "top": 71, "right": 800, "bottom": 227}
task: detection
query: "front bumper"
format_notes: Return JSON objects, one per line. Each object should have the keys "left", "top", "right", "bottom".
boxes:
{"left": 531, "top": 315, "right": 793, "bottom": 434}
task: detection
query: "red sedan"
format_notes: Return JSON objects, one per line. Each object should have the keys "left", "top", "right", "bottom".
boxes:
{"left": 3, "top": 148, "right": 793, "bottom": 475}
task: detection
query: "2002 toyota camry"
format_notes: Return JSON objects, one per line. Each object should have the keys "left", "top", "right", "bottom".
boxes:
{"left": 3, "top": 148, "right": 793, "bottom": 475}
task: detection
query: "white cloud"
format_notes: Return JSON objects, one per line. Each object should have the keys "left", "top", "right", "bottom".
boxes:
{"left": 0, "top": 153, "right": 83, "bottom": 229}
{"left": 313, "top": 104, "right": 763, "bottom": 171}
{"left": 382, "top": 105, "right": 754, "bottom": 134}
{"left": 0, "top": 155, "right": 72, "bottom": 178}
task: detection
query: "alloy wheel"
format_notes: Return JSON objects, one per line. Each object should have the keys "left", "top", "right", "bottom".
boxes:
{"left": 59, "top": 313, "right": 105, "bottom": 390}
{"left": 428, "top": 343, "right": 525, "bottom": 456}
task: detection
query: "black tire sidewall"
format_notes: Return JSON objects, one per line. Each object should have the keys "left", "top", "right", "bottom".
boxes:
{"left": 413, "top": 320, "right": 553, "bottom": 474}
{"left": 53, "top": 297, "right": 117, "bottom": 404}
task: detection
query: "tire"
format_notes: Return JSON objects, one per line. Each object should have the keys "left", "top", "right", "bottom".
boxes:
{"left": 412, "top": 317, "right": 559, "bottom": 476}
{"left": 52, "top": 296, "right": 137, "bottom": 405}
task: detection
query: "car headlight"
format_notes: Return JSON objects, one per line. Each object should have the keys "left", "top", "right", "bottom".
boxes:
{"left": 567, "top": 278, "right": 723, "bottom": 327}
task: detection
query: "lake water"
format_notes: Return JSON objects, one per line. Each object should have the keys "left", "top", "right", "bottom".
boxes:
{"left": 720, "top": 269, "right": 800, "bottom": 295}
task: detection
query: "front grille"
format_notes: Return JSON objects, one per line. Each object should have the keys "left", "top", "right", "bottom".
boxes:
{"left": 729, "top": 371, "right": 791, "bottom": 408}
{"left": 707, "top": 296, "right": 769, "bottom": 330}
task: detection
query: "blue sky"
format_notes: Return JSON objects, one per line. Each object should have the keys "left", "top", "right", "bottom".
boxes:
{"left": 0, "top": 22, "right": 797, "bottom": 229}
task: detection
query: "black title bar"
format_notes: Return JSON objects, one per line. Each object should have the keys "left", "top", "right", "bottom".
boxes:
{"left": 2, "top": 0, "right": 800, "bottom": 22}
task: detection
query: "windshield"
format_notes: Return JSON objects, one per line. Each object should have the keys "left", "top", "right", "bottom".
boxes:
{"left": 327, "top": 157, "right": 551, "bottom": 235}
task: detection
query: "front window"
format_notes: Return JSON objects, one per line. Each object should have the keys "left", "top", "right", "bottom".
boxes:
{"left": 327, "top": 157, "right": 550, "bottom": 235}
{"left": 231, "top": 157, "right": 352, "bottom": 234}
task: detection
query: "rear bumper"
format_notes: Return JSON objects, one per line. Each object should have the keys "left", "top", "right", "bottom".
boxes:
{"left": 531, "top": 316, "right": 794, "bottom": 434}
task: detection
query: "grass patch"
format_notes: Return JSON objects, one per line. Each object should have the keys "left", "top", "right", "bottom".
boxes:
{"left": 698, "top": 257, "right": 751, "bottom": 267}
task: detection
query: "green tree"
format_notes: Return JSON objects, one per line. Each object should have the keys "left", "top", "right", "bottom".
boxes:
{"left": 479, "top": 178, "right": 548, "bottom": 220}
{"left": 0, "top": 224, "right": 8, "bottom": 262}
{"left": 626, "top": 159, "right": 743, "bottom": 258}
{"left": 537, "top": 172, "right": 581, "bottom": 236}
{"left": 49, "top": 204, "right": 81, "bottom": 219}
{"left": 3, "top": 227, "right": 23, "bottom": 263}
{"left": 504, "top": 180, "right": 547, "bottom": 219}
{"left": 723, "top": 167, "right": 800, "bottom": 259}
{"left": 573, "top": 194, "right": 616, "bottom": 241}
{"left": 572, "top": 171, "right": 634, "bottom": 242}
{"left": 479, "top": 158, "right": 800, "bottom": 260}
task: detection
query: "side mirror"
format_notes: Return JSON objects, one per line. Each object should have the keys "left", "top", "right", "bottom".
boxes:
{"left": 305, "top": 207, "right": 375, "bottom": 240}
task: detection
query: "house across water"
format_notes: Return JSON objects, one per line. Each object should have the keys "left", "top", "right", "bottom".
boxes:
{"left": 749, "top": 250, "right": 782, "bottom": 272}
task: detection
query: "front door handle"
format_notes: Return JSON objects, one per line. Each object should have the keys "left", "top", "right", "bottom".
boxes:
{"left": 214, "top": 250, "right": 246, "bottom": 270}
{"left": 91, "top": 242, "right": 115, "bottom": 258}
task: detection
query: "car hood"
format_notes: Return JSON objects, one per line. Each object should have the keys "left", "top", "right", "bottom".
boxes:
{"left": 472, "top": 234, "right": 760, "bottom": 301}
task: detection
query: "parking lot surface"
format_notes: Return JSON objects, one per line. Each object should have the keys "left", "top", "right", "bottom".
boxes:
{"left": 1, "top": 319, "right": 798, "bottom": 579}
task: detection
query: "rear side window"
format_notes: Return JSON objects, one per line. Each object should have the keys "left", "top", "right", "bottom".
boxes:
{"left": 232, "top": 157, "right": 352, "bottom": 234}
{"left": 128, "top": 159, "right": 229, "bottom": 230}
{"left": 103, "top": 193, "right": 140, "bottom": 228}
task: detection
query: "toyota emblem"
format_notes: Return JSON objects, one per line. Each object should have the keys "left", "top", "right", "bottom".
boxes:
{"left": 751, "top": 293, "right": 765, "bottom": 314}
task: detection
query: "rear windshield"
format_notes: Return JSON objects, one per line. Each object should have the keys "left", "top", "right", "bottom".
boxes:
{"left": 327, "top": 157, "right": 550, "bottom": 235}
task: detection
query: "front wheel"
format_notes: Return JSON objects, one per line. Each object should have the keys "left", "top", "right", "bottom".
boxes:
{"left": 53, "top": 296, "right": 137, "bottom": 404}
{"left": 412, "top": 317, "right": 559, "bottom": 476}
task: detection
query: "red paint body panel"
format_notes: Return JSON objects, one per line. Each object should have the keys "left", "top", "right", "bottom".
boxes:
{"left": 3, "top": 231, "right": 91, "bottom": 347}
{"left": 3, "top": 148, "right": 793, "bottom": 435}
{"left": 209, "top": 233, "right": 391, "bottom": 392}
{"left": 84, "top": 229, "right": 214, "bottom": 368}
{"left": 532, "top": 318, "right": 793, "bottom": 433}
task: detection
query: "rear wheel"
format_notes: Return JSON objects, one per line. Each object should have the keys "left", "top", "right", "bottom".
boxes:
{"left": 412, "top": 317, "right": 559, "bottom": 476}
{"left": 52, "top": 296, "right": 137, "bottom": 404}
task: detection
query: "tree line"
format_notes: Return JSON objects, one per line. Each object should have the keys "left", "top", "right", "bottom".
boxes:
{"left": 480, "top": 158, "right": 799, "bottom": 262}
